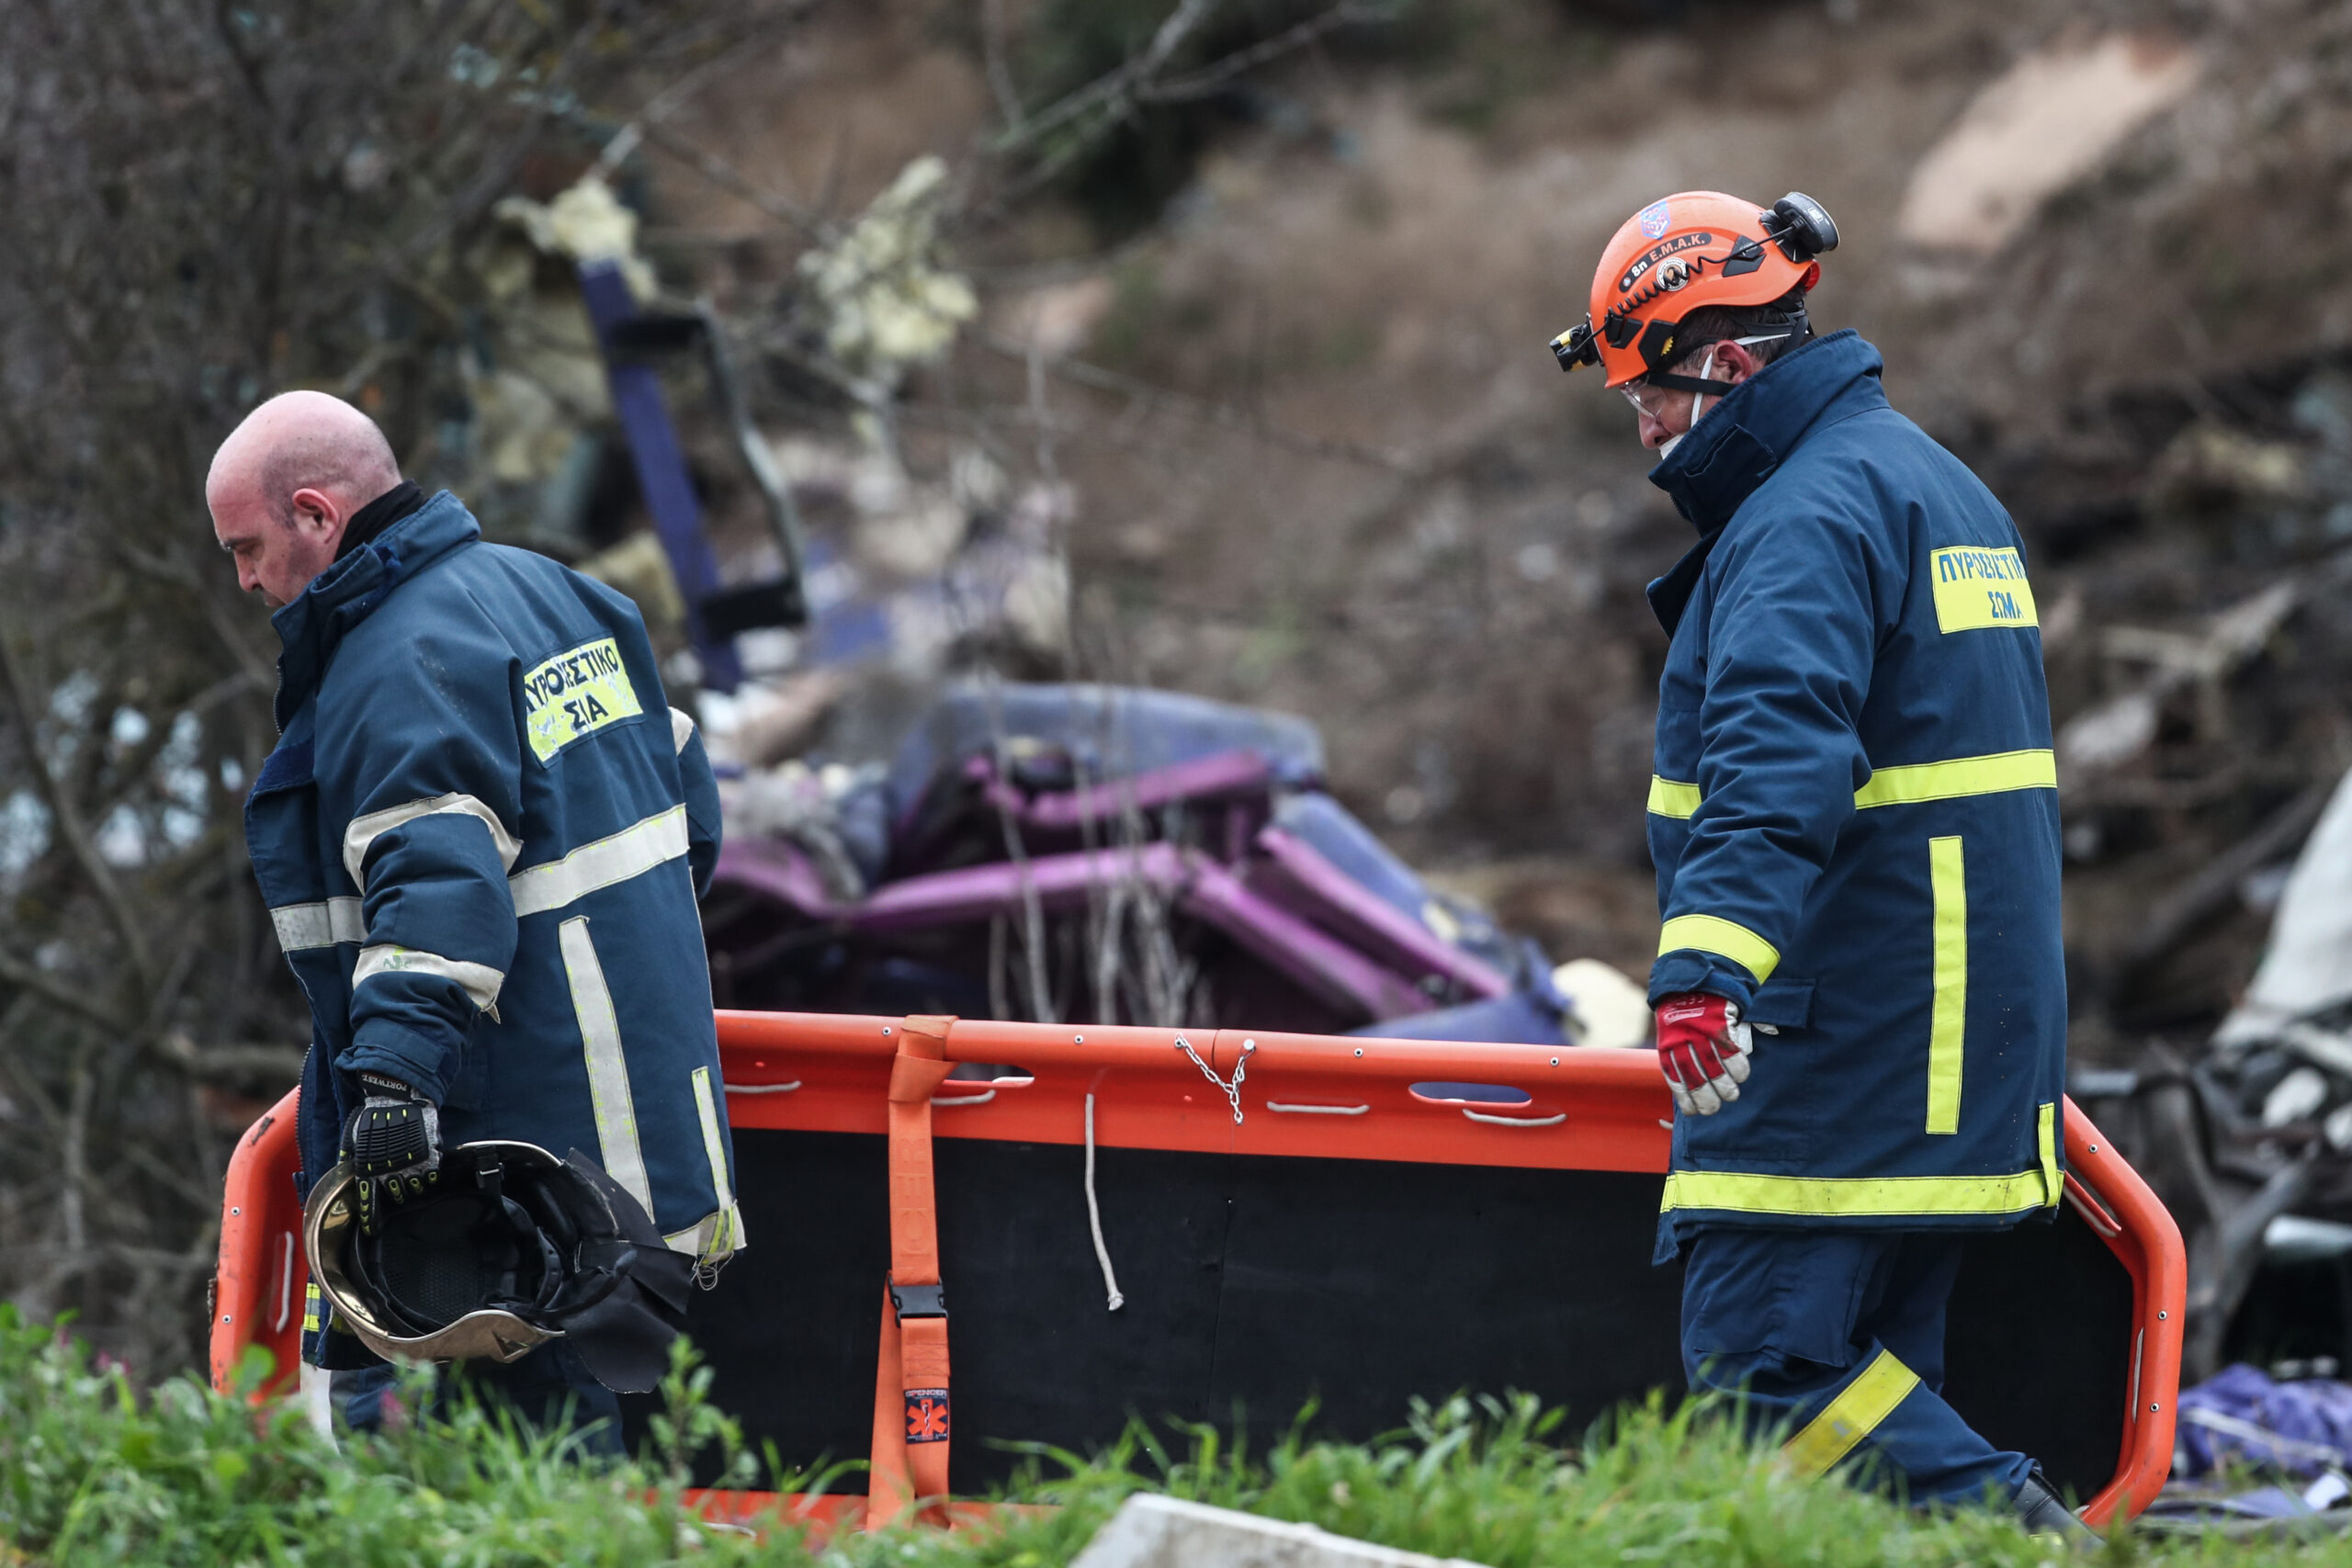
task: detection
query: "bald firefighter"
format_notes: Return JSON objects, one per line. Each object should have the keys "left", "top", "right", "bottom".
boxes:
{"left": 209, "top": 391, "right": 739, "bottom": 1447}
{"left": 1551, "top": 192, "right": 2083, "bottom": 1535}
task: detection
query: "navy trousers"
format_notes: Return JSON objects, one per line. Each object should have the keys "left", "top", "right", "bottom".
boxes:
{"left": 1679, "top": 1227, "right": 2036, "bottom": 1508}
{"left": 331, "top": 1340, "right": 625, "bottom": 1458}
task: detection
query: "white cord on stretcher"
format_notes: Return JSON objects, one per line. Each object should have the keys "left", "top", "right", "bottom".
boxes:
{"left": 1083, "top": 1092, "right": 1125, "bottom": 1312}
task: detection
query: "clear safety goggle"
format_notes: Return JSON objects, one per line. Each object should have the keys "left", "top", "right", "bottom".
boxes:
{"left": 1620, "top": 378, "right": 1695, "bottom": 421}
{"left": 1619, "top": 333, "right": 1786, "bottom": 420}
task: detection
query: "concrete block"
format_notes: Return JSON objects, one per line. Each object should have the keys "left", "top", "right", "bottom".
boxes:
{"left": 1069, "top": 1494, "right": 1494, "bottom": 1568}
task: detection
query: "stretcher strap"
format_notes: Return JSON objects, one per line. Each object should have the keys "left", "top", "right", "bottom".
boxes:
{"left": 866, "top": 1015, "right": 956, "bottom": 1529}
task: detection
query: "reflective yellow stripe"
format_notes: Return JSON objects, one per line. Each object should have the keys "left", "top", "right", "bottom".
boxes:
{"left": 1853, "top": 749, "right": 2055, "bottom": 809}
{"left": 1654, "top": 748, "right": 2056, "bottom": 822}
{"left": 1647, "top": 777, "right": 1702, "bottom": 818}
{"left": 1657, "top": 914, "right": 1780, "bottom": 984}
{"left": 687, "top": 1066, "right": 741, "bottom": 1262}
{"left": 2038, "top": 1100, "right": 2060, "bottom": 1208}
{"left": 1927, "top": 837, "right": 1965, "bottom": 1135}
{"left": 559, "top": 916, "right": 655, "bottom": 1216}
{"left": 1660, "top": 1165, "right": 2053, "bottom": 1219}
{"left": 1781, "top": 1349, "right": 1920, "bottom": 1479}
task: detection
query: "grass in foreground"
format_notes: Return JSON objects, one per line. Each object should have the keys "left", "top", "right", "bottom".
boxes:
{"left": 0, "top": 1308, "right": 2337, "bottom": 1567}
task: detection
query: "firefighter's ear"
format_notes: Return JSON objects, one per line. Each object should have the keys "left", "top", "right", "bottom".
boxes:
{"left": 1708, "top": 341, "right": 1766, "bottom": 388}
{"left": 288, "top": 485, "right": 344, "bottom": 540}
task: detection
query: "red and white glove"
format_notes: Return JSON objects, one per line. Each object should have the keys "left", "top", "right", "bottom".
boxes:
{"left": 1655, "top": 991, "right": 1753, "bottom": 1116}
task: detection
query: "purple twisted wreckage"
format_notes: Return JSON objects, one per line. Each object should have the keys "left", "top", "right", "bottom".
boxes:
{"left": 702, "top": 683, "right": 1581, "bottom": 1043}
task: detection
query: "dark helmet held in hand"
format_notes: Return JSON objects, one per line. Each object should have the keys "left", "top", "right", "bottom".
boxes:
{"left": 303, "top": 1140, "right": 695, "bottom": 1393}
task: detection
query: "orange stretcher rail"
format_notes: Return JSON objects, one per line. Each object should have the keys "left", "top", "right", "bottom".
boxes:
{"left": 211, "top": 1010, "right": 2185, "bottom": 1528}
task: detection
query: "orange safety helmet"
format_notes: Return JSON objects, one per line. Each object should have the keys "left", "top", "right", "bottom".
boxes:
{"left": 1550, "top": 190, "right": 1838, "bottom": 389}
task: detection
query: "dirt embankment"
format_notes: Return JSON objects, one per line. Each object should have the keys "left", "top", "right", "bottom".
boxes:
{"left": 652, "top": 0, "right": 2352, "bottom": 1038}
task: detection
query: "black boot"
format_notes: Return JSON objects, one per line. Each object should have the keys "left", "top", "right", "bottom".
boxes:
{"left": 2012, "top": 1469, "right": 2095, "bottom": 1544}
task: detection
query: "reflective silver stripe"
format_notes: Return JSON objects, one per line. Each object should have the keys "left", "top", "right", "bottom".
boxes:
{"left": 353, "top": 944, "right": 505, "bottom": 1010}
{"left": 509, "top": 805, "right": 687, "bottom": 919}
{"left": 270, "top": 897, "right": 365, "bottom": 953}
{"left": 670, "top": 706, "right": 695, "bottom": 755}
{"left": 344, "top": 793, "right": 522, "bottom": 890}
{"left": 687, "top": 1066, "right": 739, "bottom": 1258}
{"left": 558, "top": 917, "right": 654, "bottom": 1215}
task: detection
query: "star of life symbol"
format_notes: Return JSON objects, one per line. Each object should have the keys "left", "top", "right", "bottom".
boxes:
{"left": 1637, "top": 200, "right": 1672, "bottom": 239}
{"left": 905, "top": 1389, "right": 950, "bottom": 1442}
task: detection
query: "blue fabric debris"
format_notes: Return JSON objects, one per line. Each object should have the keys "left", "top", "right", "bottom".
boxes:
{"left": 2177, "top": 1363, "right": 2352, "bottom": 1479}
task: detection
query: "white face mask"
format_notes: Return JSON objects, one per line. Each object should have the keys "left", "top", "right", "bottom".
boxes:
{"left": 1655, "top": 347, "right": 1717, "bottom": 463}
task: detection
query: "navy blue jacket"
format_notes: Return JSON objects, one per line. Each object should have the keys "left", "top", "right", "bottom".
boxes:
{"left": 244, "top": 494, "right": 738, "bottom": 1363}
{"left": 1643, "top": 333, "right": 2066, "bottom": 1258}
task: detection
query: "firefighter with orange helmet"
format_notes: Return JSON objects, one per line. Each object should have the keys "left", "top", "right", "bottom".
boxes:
{"left": 1554, "top": 193, "right": 2086, "bottom": 1538}
{"left": 1552, "top": 190, "right": 1833, "bottom": 456}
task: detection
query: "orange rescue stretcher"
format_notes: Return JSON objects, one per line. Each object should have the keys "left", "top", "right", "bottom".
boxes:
{"left": 211, "top": 1011, "right": 2186, "bottom": 1529}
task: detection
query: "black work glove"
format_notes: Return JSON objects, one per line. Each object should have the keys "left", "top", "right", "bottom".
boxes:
{"left": 341, "top": 1071, "right": 441, "bottom": 1235}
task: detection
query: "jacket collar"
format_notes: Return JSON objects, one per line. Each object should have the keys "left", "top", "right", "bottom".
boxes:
{"left": 270, "top": 490, "right": 478, "bottom": 728}
{"left": 1642, "top": 331, "right": 1887, "bottom": 635}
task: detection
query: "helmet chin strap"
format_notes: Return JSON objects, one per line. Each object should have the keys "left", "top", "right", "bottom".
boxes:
{"left": 1642, "top": 317, "right": 1810, "bottom": 398}
{"left": 1649, "top": 321, "right": 1813, "bottom": 458}
{"left": 1656, "top": 346, "right": 1718, "bottom": 462}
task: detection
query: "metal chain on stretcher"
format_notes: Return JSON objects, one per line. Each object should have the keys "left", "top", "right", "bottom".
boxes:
{"left": 1175, "top": 1034, "right": 1254, "bottom": 1124}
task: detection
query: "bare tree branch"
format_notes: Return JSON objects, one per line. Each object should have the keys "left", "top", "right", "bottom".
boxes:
{"left": 1138, "top": 1, "right": 1379, "bottom": 105}
{"left": 985, "top": 0, "right": 1221, "bottom": 155}
{"left": 155, "top": 1031, "right": 306, "bottom": 1082}
{"left": 639, "top": 119, "right": 835, "bottom": 244}
{"left": 0, "top": 634, "right": 154, "bottom": 990}
{"left": 980, "top": 0, "right": 1025, "bottom": 132}
{"left": 0, "top": 947, "right": 132, "bottom": 1038}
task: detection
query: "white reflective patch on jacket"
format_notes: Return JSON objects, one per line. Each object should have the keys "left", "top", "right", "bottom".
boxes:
{"left": 673, "top": 1066, "right": 742, "bottom": 1266}
{"left": 270, "top": 897, "right": 365, "bottom": 953}
{"left": 558, "top": 917, "right": 655, "bottom": 1216}
{"left": 665, "top": 1202, "right": 745, "bottom": 1264}
{"left": 509, "top": 805, "right": 688, "bottom": 919}
{"left": 344, "top": 793, "right": 522, "bottom": 890}
{"left": 670, "top": 706, "right": 695, "bottom": 755}
{"left": 353, "top": 943, "right": 505, "bottom": 1010}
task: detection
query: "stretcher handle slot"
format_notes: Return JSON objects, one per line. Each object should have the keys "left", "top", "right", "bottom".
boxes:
{"left": 945, "top": 1063, "right": 1035, "bottom": 1086}
{"left": 724, "top": 1079, "right": 803, "bottom": 1095}
{"left": 931, "top": 1089, "right": 997, "bottom": 1107}
{"left": 273, "top": 1231, "right": 296, "bottom": 1335}
{"left": 1463, "top": 1108, "right": 1566, "bottom": 1128}
{"left": 1410, "top": 1080, "right": 1532, "bottom": 1107}
{"left": 2064, "top": 1172, "right": 2122, "bottom": 1237}
{"left": 1265, "top": 1101, "right": 1369, "bottom": 1115}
